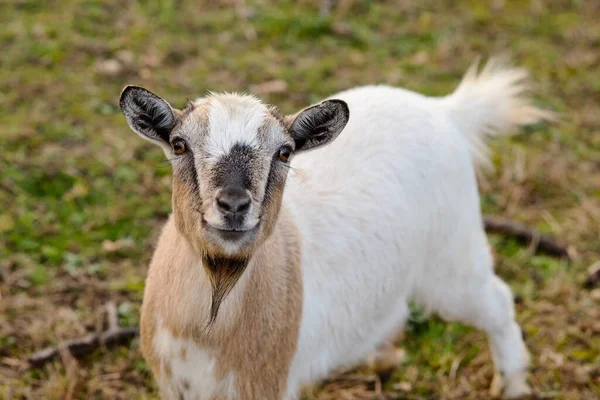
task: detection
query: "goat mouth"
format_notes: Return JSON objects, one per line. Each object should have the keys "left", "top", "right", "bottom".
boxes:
{"left": 203, "top": 221, "right": 259, "bottom": 242}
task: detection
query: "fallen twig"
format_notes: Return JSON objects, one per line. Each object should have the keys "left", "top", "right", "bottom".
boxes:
{"left": 483, "top": 216, "right": 570, "bottom": 259}
{"left": 28, "top": 327, "right": 139, "bottom": 368}
{"left": 584, "top": 262, "right": 600, "bottom": 288}
{"left": 105, "top": 301, "right": 119, "bottom": 332}
{"left": 27, "top": 302, "right": 139, "bottom": 368}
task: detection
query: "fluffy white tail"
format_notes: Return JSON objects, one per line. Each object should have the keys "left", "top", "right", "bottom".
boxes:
{"left": 440, "top": 58, "right": 554, "bottom": 168}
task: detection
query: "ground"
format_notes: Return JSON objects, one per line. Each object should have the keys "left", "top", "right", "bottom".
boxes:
{"left": 0, "top": 0, "right": 598, "bottom": 399}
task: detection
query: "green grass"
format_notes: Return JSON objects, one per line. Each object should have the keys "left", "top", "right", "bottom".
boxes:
{"left": 1, "top": 0, "right": 599, "bottom": 399}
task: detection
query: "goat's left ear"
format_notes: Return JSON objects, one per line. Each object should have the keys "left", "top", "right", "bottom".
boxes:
{"left": 286, "top": 100, "right": 349, "bottom": 152}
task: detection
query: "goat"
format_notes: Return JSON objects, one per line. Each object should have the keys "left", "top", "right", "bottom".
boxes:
{"left": 119, "top": 58, "right": 552, "bottom": 400}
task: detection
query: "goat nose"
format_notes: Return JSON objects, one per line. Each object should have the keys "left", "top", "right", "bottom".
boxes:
{"left": 215, "top": 187, "right": 251, "bottom": 215}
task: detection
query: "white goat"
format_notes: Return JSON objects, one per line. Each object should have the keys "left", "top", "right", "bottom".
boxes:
{"left": 119, "top": 59, "right": 551, "bottom": 400}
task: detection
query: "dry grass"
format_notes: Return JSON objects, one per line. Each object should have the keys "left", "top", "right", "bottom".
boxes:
{"left": 1, "top": 0, "right": 599, "bottom": 399}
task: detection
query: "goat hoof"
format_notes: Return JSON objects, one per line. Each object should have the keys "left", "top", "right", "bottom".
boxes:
{"left": 367, "top": 346, "right": 405, "bottom": 375}
{"left": 489, "top": 373, "right": 504, "bottom": 398}
{"left": 490, "top": 371, "right": 532, "bottom": 399}
{"left": 490, "top": 373, "right": 532, "bottom": 399}
{"left": 503, "top": 380, "right": 532, "bottom": 399}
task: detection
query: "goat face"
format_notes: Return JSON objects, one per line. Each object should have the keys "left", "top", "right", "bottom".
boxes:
{"left": 119, "top": 87, "right": 349, "bottom": 257}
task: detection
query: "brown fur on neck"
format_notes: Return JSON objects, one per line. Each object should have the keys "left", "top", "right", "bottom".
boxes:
{"left": 140, "top": 207, "right": 303, "bottom": 398}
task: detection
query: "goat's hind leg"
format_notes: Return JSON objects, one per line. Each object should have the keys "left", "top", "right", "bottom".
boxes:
{"left": 479, "top": 276, "right": 531, "bottom": 399}
{"left": 424, "top": 255, "right": 531, "bottom": 398}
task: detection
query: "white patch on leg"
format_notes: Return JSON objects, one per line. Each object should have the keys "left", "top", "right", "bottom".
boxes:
{"left": 154, "top": 323, "right": 237, "bottom": 400}
{"left": 482, "top": 280, "right": 531, "bottom": 399}
{"left": 500, "top": 345, "right": 532, "bottom": 399}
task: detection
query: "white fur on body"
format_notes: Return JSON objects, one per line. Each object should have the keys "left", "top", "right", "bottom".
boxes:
{"left": 284, "top": 65, "right": 539, "bottom": 397}
{"left": 148, "top": 61, "right": 549, "bottom": 399}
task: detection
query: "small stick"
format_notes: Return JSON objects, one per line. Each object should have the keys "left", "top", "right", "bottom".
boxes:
{"left": 483, "top": 216, "right": 570, "bottom": 259}
{"left": 105, "top": 301, "right": 118, "bottom": 332}
{"left": 27, "top": 301, "right": 139, "bottom": 368}
{"left": 27, "top": 327, "right": 139, "bottom": 368}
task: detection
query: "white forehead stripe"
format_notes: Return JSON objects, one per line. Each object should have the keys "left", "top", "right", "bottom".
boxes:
{"left": 205, "top": 93, "right": 267, "bottom": 159}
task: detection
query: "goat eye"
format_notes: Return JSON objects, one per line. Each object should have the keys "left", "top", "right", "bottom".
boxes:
{"left": 172, "top": 139, "right": 186, "bottom": 155}
{"left": 278, "top": 146, "right": 292, "bottom": 162}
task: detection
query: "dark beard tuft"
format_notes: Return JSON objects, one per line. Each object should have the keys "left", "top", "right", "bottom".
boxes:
{"left": 202, "top": 254, "right": 250, "bottom": 327}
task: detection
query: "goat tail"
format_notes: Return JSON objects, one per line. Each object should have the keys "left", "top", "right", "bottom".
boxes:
{"left": 439, "top": 57, "right": 555, "bottom": 168}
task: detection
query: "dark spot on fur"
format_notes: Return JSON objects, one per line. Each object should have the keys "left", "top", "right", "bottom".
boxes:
{"left": 172, "top": 151, "right": 200, "bottom": 200}
{"left": 213, "top": 143, "right": 256, "bottom": 190}
{"left": 184, "top": 154, "right": 200, "bottom": 195}
{"left": 164, "top": 362, "right": 172, "bottom": 378}
{"left": 262, "top": 153, "right": 286, "bottom": 213}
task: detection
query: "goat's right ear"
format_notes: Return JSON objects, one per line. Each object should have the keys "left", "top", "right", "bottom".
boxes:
{"left": 119, "top": 86, "right": 177, "bottom": 146}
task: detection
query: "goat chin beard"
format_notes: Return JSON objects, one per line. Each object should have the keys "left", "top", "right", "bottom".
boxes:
{"left": 202, "top": 253, "right": 250, "bottom": 328}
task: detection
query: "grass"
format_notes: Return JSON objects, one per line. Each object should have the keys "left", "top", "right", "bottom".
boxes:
{"left": 0, "top": 0, "right": 599, "bottom": 398}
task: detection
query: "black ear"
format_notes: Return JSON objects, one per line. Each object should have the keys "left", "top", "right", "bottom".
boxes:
{"left": 288, "top": 99, "right": 349, "bottom": 152}
{"left": 119, "top": 86, "right": 177, "bottom": 145}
